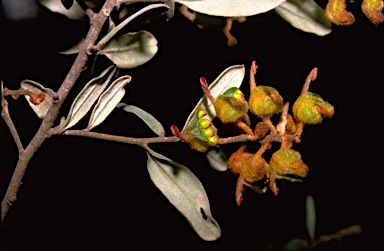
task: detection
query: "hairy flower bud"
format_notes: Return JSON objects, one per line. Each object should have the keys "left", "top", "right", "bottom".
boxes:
{"left": 325, "top": 0, "right": 355, "bottom": 26}
{"left": 249, "top": 86, "right": 283, "bottom": 119}
{"left": 361, "top": 0, "right": 384, "bottom": 25}
{"left": 228, "top": 145, "right": 268, "bottom": 183}
{"left": 292, "top": 92, "right": 334, "bottom": 125}
{"left": 269, "top": 148, "right": 308, "bottom": 177}
{"left": 214, "top": 87, "right": 249, "bottom": 124}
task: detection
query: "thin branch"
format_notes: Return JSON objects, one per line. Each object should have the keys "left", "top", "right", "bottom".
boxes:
{"left": 307, "top": 224, "right": 362, "bottom": 250}
{"left": 64, "top": 130, "right": 180, "bottom": 146}
{"left": 1, "top": 83, "right": 24, "bottom": 154}
{"left": 1, "top": 0, "right": 121, "bottom": 222}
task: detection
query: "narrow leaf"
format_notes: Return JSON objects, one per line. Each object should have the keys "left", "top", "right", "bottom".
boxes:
{"left": 60, "top": 65, "right": 116, "bottom": 131}
{"left": 176, "top": 0, "right": 286, "bottom": 17}
{"left": 98, "top": 31, "right": 158, "bottom": 69}
{"left": 306, "top": 195, "right": 316, "bottom": 241}
{"left": 182, "top": 64, "right": 245, "bottom": 131}
{"left": 275, "top": 0, "right": 332, "bottom": 36}
{"left": 97, "top": 3, "right": 169, "bottom": 48}
{"left": 146, "top": 148, "right": 221, "bottom": 241}
{"left": 116, "top": 103, "right": 165, "bottom": 136}
{"left": 86, "top": 75, "right": 131, "bottom": 130}
{"left": 20, "top": 80, "right": 55, "bottom": 119}
{"left": 206, "top": 146, "right": 228, "bottom": 171}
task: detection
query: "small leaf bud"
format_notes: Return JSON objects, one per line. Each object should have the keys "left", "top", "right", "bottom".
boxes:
{"left": 292, "top": 92, "right": 334, "bottom": 125}
{"left": 249, "top": 86, "right": 283, "bottom": 119}
{"left": 269, "top": 148, "right": 308, "bottom": 177}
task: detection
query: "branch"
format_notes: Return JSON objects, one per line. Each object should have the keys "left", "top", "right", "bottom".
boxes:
{"left": 307, "top": 224, "right": 362, "bottom": 250}
{"left": 1, "top": 83, "right": 24, "bottom": 154}
{"left": 63, "top": 130, "right": 180, "bottom": 147}
{"left": 1, "top": 0, "right": 122, "bottom": 222}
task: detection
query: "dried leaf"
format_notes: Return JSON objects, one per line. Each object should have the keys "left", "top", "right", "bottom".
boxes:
{"left": 116, "top": 103, "right": 165, "bottom": 136}
{"left": 60, "top": 65, "right": 116, "bottom": 131}
{"left": 275, "top": 0, "right": 332, "bottom": 36}
{"left": 20, "top": 80, "right": 55, "bottom": 119}
{"left": 98, "top": 31, "right": 158, "bottom": 69}
{"left": 206, "top": 146, "right": 228, "bottom": 171}
{"left": 176, "top": 0, "right": 286, "bottom": 17}
{"left": 86, "top": 75, "right": 131, "bottom": 130}
{"left": 182, "top": 64, "right": 245, "bottom": 131}
{"left": 147, "top": 148, "right": 221, "bottom": 241}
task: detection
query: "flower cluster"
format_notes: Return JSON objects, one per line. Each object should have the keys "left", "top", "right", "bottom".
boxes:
{"left": 173, "top": 61, "right": 334, "bottom": 205}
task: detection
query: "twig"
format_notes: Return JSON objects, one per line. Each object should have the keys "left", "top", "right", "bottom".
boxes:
{"left": 1, "top": 0, "right": 122, "bottom": 222}
{"left": 1, "top": 82, "right": 24, "bottom": 154}
{"left": 307, "top": 224, "right": 362, "bottom": 250}
{"left": 64, "top": 130, "right": 180, "bottom": 146}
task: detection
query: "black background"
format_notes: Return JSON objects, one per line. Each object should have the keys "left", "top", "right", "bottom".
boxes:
{"left": 0, "top": 1, "right": 379, "bottom": 250}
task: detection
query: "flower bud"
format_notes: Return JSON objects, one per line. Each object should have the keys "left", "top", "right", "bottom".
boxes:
{"left": 180, "top": 106, "right": 219, "bottom": 152}
{"left": 228, "top": 145, "right": 268, "bottom": 183}
{"left": 292, "top": 92, "right": 334, "bottom": 125}
{"left": 269, "top": 148, "right": 308, "bottom": 177}
{"left": 325, "top": 0, "right": 355, "bottom": 26}
{"left": 214, "top": 87, "right": 249, "bottom": 124}
{"left": 249, "top": 86, "right": 283, "bottom": 119}
{"left": 361, "top": 0, "right": 384, "bottom": 25}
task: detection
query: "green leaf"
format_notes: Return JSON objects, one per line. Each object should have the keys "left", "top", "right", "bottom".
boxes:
{"left": 306, "top": 195, "right": 316, "bottom": 241}
{"left": 20, "top": 80, "right": 55, "bottom": 119}
{"left": 182, "top": 64, "right": 245, "bottom": 131}
{"left": 98, "top": 31, "right": 158, "bottom": 69}
{"left": 284, "top": 238, "right": 308, "bottom": 251}
{"left": 60, "top": 65, "right": 116, "bottom": 132}
{"left": 206, "top": 146, "right": 228, "bottom": 171}
{"left": 97, "top": 3, "right": 169, "bottom": 48}
{"left": 86, "top": 75, "right": 131, "bottom": 131}
{"left": 146, "top": 148, "right": 221, "bottom": 241}
{"left": 116, "top": 103, "right": 165, "bottom": 136}
{"left": 176, "top": 0, "right": 286, "bottom": 17}
{"left": 275, "top": 0, "right": 332, "bottom": 36}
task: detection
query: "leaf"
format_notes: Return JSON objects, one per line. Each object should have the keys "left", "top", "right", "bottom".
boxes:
{"left": 182, "top": 64, "right": 245, "bottom": 131}
{"left": 39, "top": 0, "right": 87, "bottom": 20}
{"left": 284, "top": 238, "right": 309, "bottom": 251}
{"left": 306, "top": 195, "right": 316, "bottom": 241}
{"left": 86, "top": 75, "right": 131, "bottom": 131}
{"left": 274, "top": 0, "right": 332, "bottom": 36}
{"left": 59, "top": 38, "right": 85, "bottom": 55}
{"left": 176, "top": 0, "right": 286, "bottom": 17}
{"left": 98, "top": 31, "right": 158, "bottom": 69}
{"left": 97, "top": 3, "right": 169, "bottom": 48}
{"left": 146, "top": 148, "right": 221, "bottom": 241}
{"left": 206, "top": 146, "right": 228, "bottom": 171}
{"left": 20, "top": 80, "right": 55, "bottom": 119}
{"left": 116, "top": 103, "right": 165, "bottom": 136}
{"left": 60, "top": 65, "right": 116, "bottom": 131}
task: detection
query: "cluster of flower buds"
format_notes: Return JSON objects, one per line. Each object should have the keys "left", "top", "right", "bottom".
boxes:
{"left": 325, "top": 0, "right": 384, "bottom": 26}
{"left": 173, "top": 61, "right": 334, "bottom": 205}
